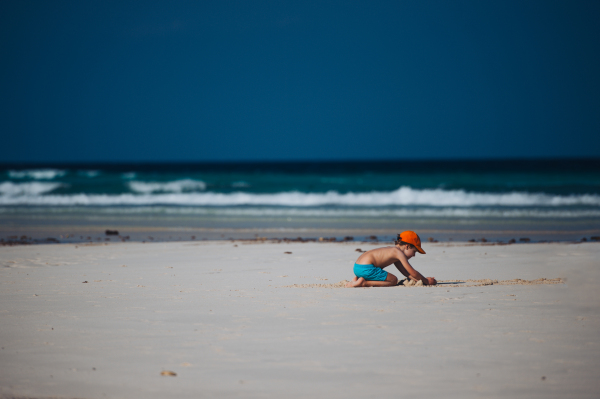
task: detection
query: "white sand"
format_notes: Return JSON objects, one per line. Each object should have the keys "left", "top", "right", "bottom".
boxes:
{"left": 1, "top": 241, "right": 599, "bottom": 398}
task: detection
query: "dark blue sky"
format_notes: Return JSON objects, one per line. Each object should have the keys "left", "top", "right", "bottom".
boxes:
{"left": 1, "top": 0, "right": 599, "bottom": 162}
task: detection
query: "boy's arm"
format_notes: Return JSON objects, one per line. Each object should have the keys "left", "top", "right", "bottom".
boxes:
{"left": 394, "top": 260, "right": 427, "bottom": 283}
{"left": 394, "top": 254, "right": 436, "bottom": 285}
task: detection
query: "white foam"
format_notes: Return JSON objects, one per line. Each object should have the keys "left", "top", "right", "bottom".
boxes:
{"left": 0, "top": 182, "right": 63, "bottom": 197}
{"left": 187, "top": 207, "right": 600, "bottom": 219}
{"left": 96, "top": 206, "right": 600, "bottom": 219}
{"left": 2, "top": 203, "right": 599, "bottom": 219}
{"left": 8, "top": 169, "right": 66, "bottom": 180}
{"left": 1, "top": 186, "right": 599, "bottom": 209}
{"left": 128, "top": 179, "right": 207, "bottom": 194}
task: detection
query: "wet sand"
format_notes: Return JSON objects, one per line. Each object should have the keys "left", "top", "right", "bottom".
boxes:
{"left": 1, "top": 241, "right": 599, "bottom": 398}
{"left": 3, "top": 205, "right": 600, "bottom": 245}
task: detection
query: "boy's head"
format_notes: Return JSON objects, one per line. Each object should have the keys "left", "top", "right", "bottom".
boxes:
{"left": 395, "top": 231, "right": 426, "bottom": 254}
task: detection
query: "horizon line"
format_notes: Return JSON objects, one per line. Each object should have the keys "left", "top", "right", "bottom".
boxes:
{"left": 2, "top": 156, "right": 600, "bottom": 167}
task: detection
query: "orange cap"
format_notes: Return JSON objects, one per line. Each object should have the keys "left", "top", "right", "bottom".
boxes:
{"left": 398, "top": 231, "right": 426, "bottom": 254}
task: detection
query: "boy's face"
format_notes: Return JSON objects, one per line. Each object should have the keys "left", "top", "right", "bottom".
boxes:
{"left": 402, "top": 245, "right": 417, "bottom": 259}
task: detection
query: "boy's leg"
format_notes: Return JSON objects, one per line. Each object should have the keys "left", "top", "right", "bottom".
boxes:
{"left": 361, "top": 272, "right": 398, "bottom": 287}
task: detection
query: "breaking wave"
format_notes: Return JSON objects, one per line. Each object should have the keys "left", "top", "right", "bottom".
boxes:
{"left": 0, "top": 182, "right": 63, "bottom": 197}
{"left": 0, "top": 186, "right": 599, "bottom": 207}
{"left": 128, "top": 179, "right": 207, "bottom": 194}
{"left": 8, "top": 169, "right": 66, "bottom": 180}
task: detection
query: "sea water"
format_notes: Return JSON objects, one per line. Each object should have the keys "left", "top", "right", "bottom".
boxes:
{"left": 1, "top": 159, "right": 599, "bottom": 242}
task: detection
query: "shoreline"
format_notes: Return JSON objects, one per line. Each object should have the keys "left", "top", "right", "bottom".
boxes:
{"left": 2, "top": 225, "right": 599, "bottom": 246}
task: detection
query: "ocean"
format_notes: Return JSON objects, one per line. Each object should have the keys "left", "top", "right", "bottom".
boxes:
{"left": 2, "top": 159, "right": 600, "bottom": 243}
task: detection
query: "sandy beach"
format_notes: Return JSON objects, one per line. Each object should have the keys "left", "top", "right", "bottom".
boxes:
{"left": 1, "top": 240, "right": 599, "bottom": 398}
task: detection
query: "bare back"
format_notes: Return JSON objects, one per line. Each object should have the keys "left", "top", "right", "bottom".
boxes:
{"left": 356, "top": 246, "right": 405, "bottom": 269}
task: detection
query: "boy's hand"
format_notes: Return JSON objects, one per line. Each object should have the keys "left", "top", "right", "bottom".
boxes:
{"left": 426, "top": 277, "right": 437, "bottom": 285}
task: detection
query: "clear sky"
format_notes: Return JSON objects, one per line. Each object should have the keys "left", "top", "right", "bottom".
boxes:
{"left": 1, "top": 0, "right": 599, "bottom": 163}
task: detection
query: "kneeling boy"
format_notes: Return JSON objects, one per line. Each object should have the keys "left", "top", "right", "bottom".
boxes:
{"left": 346, "top": 231, "right": 437, "bottom": 287}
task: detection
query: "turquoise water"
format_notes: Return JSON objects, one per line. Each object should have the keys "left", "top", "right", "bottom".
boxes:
{"left": 2, "top": 160, "right": 600, "bottom": 242}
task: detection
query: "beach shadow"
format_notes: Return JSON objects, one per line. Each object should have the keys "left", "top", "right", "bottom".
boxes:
{"left": 437, "top": 281, "right": 465, "bottom": 285}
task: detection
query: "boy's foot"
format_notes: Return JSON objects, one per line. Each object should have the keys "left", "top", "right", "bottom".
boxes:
{"left": 345, "top": 277, "right": 357, "bottom": 287}
{"left": 345, "top": 276, "right": 365, "bottom": 287}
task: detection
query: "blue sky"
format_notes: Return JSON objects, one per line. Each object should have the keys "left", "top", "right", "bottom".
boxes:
{"left": 1, "top": 0, "right": 599, "bottom": 162}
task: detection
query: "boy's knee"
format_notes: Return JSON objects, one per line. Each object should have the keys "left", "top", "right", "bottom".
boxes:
{"left": 387, "top": 273, "right": 398, "bottom": 284}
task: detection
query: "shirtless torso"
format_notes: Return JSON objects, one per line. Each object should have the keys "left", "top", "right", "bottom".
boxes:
{"left": 356, "top": 246, "right": 412, "bottom": 269}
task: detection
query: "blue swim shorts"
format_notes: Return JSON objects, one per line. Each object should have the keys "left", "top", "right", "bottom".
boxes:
{"left": 353, "top": 263, "right": 388, "bottom": 281}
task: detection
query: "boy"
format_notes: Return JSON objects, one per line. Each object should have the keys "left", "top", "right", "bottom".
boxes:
{"left": 346, "top": 231, "right": 437, "bottom": 287}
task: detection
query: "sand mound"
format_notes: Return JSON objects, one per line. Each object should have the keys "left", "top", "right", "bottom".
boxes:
{"left": 402, "top": 278, "right": 424, "bottom": 287}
